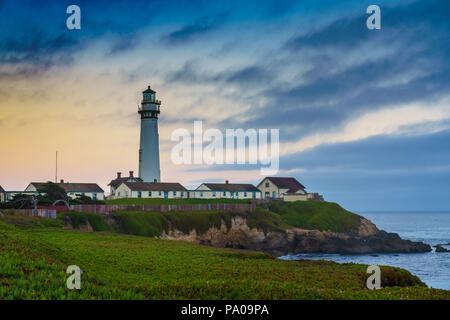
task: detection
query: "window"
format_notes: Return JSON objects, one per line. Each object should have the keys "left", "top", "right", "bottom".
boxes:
{"left": 200, "top": 191, "right": 203, "bottom": 197}
{"left": 252, "top": 192, "right": 256, "bottom": 199}
{"left": 223, "top": 192, "right": 226, "bottom": 196}
{"left": 93, "top": 193, "right": 98, "bottom": 200}
{"left": 265, "top": 182, "right": 269, "bottom": 188}
{"left": 159, "top": 191, "right": 162, "bottom": 196}
{"left": 212, "top": 192, "right": 216, "bottom": 197}
{"left": 138, "top": 191, "right": 142, "bottom": 198}
{"left": 244, "top": 192, "right": 247, "bottom": 197}
{"left": 148, "top": 192, "right": 152, "bottom": 197}
{"left": 173, "top": 191, "right": 177, "bottom": 196}
{"left": 181, "top": 191, "right": 184, "bottom": 197}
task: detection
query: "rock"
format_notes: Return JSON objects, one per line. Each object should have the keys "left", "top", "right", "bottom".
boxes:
{"left": 354, "top": 217, "right": 379, "bottom": 236}
{"left": 435, "top": 245, "right": 450, "bottom": 252}
{"left": 159, "top": 216, "right": 432, "bottom": 256}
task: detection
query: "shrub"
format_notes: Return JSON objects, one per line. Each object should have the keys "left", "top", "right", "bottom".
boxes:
{"left": 62, "top": 212, "right": 111, "bottom": 232}
{"left": 114, "top": 211, "right": 169, "bottom": 237}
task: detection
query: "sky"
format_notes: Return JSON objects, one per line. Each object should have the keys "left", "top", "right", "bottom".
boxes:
{"left": 0, "top": 0, "right": 449, "bottom": 211}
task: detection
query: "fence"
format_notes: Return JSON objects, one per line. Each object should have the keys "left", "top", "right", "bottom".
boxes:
{"left": 38, "top": 205, "right": 70, "bottom": 212}
{"left": 70, "top": 198, "right": 279, "bottom": 215}
{"left": 5, "top": 198, "right": 280, "bottom": 219}
{"left": 2, "top": 209, "right": 57, "bottom": 219}
{"left": 70, "top": 203, "right": 254, "bottom": 215}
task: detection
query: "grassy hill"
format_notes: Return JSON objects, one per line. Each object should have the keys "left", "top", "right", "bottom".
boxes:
{"left": 62, "top": 208, "right": 289, "bottom": 237}
{"left": 267, "top": 201, "right": 362, "bottom": 233}
{"left": 92, "top": 200, "right": 363, "bottom": 234}
{"left": 1, "top": 218, "right": 449, "bottom": 300}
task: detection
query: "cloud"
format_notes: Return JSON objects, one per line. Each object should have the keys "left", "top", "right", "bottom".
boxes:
{"left": 279, "top": 99, "right": 450, "bottom": 156}
{"left": 233, "top": 0, "right": 450, "bottom": 138}
{"left": 0, "top": 32, "right": 77, "bottom": 65}
{"left": 277, "top": 128, "right": 450, "bottom": 210}
{"left": 166, "top": 60, "right": 269, "bottom": 87}
{"left": 162, "top": 11, "right": 230, "bottom": 45}
{"left": 107, "top": 35, "right": 138, "bottom": 56}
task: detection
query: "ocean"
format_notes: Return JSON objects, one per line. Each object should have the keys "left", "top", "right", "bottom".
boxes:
{"left": 279, "top": 211, "right": 450, "bottom": 290}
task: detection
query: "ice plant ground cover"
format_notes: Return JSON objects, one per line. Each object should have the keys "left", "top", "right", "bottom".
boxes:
{"left": 0, "top": 215, "right": 449, "bottom": 300}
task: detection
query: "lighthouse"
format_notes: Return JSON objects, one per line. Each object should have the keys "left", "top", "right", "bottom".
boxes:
{"left": 138, "top": 85, "right": 161, "bottom": 182}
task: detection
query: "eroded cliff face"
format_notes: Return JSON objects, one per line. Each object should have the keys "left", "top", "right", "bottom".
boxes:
{"left": 160, "top": 216, "right": 430, "bottom": 256}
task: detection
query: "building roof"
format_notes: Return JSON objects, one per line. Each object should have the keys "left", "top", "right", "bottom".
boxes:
{"left": 122, "top": 181, "right": 187, "bottom": 192}
{"left": 201, "top": 183, "right": 260, "bottom": 192}
{"left": 108, "top": 177, "right": 143, "bottom": 188}
{"left": 142, "top": 86, "right": 156, "bottom": 94}
{"left": 262, "top": 177, "right": 305, "bottom": 193}
{"left": 30, "top": 182, "right": 104, "bottom": 193}
{"left": 0, "top": 185, "right": 4, "bottom": 192}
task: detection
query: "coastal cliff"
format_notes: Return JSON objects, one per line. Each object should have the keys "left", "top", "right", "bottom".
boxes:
{"left": 160, "top": 215, "right": 431, "bottom": 256}
{"left": 62, "top": 201, "right": 432, "bottom": 256}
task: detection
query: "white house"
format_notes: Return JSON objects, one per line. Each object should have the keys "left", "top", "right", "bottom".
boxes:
{"left": 191, "top": 181, "right": 262, "bottom": 200}
{"left": 111, "top": 181, "right": 188, "bottom": 199}
{"left": 25, "top": 181, "right": 105, "bottom": 200}
{"left": 257, "top": 177, "right": 306, "bottom": 199}
{"left": 108, "top": 171, "right": 142, "bottom": 197}
{"left": 257, "top": 177, "right": 323, "bottom": 201}
{"left": 0, "top": 185, "right": 5, "bottom": 202}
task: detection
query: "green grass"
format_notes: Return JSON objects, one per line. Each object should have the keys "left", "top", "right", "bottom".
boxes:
{"left": 80, "top": 199, "right": 365, "bottom": 234}
{"left": 104, "top": 198, "right": 252, "bottom": 205}
{"left": 112, "top": 209, "right": 287, "bottom": 236}
{"left": 0, "top": 219, "right": 448, "bottom": 300}
{"left": 60, "top": 212, "right": 112, "bottom": 232}
{"left": 114, "top": 211, "right": 169, "bottom": 237}
{"left": 267, "top": 201, "right": 361, "bottom": 233}
{"left": 0, "top": 212, "right": 63, "bottom": 229}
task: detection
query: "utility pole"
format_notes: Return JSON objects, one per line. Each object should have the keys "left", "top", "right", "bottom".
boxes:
{"left": 55, "top": 151, "right": 58, "bottom": 183}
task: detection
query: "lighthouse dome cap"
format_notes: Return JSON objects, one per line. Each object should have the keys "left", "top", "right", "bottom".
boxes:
{"left": 143, "top": 85, "right": 156, "bottom": 94}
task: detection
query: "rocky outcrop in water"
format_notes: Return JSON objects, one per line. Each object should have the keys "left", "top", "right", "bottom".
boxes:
{"left": 161, "top": 216, "right": 431, "bottom": 256}
{"left": 434, "top": 244, "right": 450, "bottom": 252}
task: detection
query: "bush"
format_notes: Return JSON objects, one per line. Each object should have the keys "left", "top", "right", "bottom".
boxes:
{"left": 62, "top": 212, "right": 111, "bottom": 232}
{"left": 114, "top": 211, "right": 169, "bottom": 237}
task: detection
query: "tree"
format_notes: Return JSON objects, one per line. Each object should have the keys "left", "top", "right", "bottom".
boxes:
{"left": 3, "top": 194, "right": 37, "bottom": 209}
{"left": 70, "top": 194, "right": 105, "bottom": 205}
{"left": 37, "top": 182, "right": 69, "bottom": 203}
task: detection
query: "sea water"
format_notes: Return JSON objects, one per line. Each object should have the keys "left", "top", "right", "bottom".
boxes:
{"left": 279, "top": 211, "right": 450, "bottom": 290}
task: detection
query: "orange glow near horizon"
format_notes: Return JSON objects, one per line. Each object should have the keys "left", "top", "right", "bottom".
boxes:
{"left": 0, "top": 66, "right": 265, "bottom": 193}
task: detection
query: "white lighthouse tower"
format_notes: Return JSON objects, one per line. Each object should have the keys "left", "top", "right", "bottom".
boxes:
{"left": 138, "top": 85, "right": 161, "bottom": 182}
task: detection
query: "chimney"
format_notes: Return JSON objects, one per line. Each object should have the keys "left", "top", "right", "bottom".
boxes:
{"left": 225, "top": 180, "right": 229, "bottom": 184}
{"left": 154, "top": 179, "right": 157, "bottom": 183}
{"left": 129, "top": 171, "right": 134, "bottom": 178}
{"left": 148, "top": 85, "right": 151, "bottom": 89}
{"left": 60, "top": 179, "right": 64, "bottom": 183}
{"left": 117, "top": 172, "right": 121, "bottom": 179}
